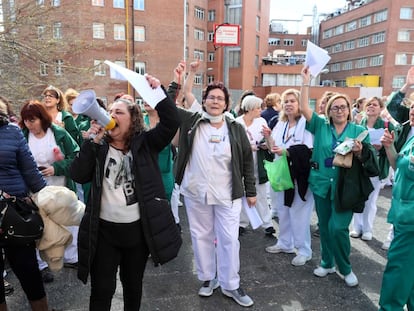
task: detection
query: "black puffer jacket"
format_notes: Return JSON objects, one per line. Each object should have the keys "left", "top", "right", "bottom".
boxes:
{"left": 70, "top": 92, "right": 182, "bottom": 284}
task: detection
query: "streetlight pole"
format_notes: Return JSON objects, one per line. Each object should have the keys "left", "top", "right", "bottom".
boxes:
{"left": 223, "top": 0, "right": 231, "bottom": 88}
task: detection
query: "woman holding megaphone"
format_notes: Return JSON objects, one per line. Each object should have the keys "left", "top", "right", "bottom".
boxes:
{"left": 70, "top": 74, "right": 181, "bottom": 310}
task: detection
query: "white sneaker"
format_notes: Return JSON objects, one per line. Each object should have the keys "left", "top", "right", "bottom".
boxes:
{"left": 349, "top": 231, "right": 361, "bottom": 238}
{"left": 344, "top": 271, "right": 359, "bottom": 287}
{"left": 361, "top": 232, "right": 373, "bottom": 241}
{"left": 313, "top": 266, "right": 336, "bottom": 277}
{"left": 221, "top": 287, "right": 253, "bottom": 307}
{"left": 178, "top": 200, "right": 183, "bottom": 207}
{"left": 291, "top": 255, "right": 312, "bottom": 266}
{"left": 265, "top": 244, "right": 295, "bottom": 254}
{"left": 198, "top": 279, "right": 219, "bottom": 297}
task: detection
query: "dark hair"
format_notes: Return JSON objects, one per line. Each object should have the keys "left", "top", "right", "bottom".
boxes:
{"left": 113, "top": 92, "right": 125, "bottom": 101}
{"left": 106, "top": 98, "right": 145, "bottom": 151}
{"left": 202, "top": 81, "right": 230, "bottom": 113}
{"left": 19, "top": 100, "right": 53, "bottom": 132}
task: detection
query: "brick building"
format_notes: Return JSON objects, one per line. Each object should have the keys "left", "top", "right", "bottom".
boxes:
{"left": 318, "top": 0, "right": 414, "bottom": 96}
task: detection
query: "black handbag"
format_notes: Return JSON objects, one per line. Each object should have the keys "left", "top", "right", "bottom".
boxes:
{"left": 0, "top": 195, "right": 44, "bottom": 245}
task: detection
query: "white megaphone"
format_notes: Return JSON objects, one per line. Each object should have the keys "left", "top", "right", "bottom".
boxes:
{"left": 72, "top": 90, "right": 116, "bottom": 130}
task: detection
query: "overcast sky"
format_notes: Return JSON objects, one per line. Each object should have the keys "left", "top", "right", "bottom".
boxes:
{"left": 270, "top": 0, "right": 348, "bottom": 33}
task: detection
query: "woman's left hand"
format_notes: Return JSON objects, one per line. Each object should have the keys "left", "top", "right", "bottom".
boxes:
{"left": 246, "top": 196, "right": 257, "bottom": 207}
{"left": 145, "top": 74, "right": 161, "bottom": 89}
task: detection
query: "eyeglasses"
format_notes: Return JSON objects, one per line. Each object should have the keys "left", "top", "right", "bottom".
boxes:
{"left": 330, "top": 105, "right": 348, "bottom": 113}
{"left": 43, "top": 94, "right": 57, "bottom": 99}
{"left": 206, "top": 95, "right": 225, "bottom": 102}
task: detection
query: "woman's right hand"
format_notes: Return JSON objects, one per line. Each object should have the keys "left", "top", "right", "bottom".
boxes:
{"left": 87, "top": 120, "right": 105, "bottom": 143}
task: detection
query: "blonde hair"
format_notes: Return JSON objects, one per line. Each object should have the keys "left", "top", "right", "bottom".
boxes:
{"left": 279, "top": 88, "right": 301, "bottom": 122}
{"left": 263, "top": 92, "right": 281, "bottom": 110}
{"left": 64, "top": 88, "right": 79, "bottom": 103}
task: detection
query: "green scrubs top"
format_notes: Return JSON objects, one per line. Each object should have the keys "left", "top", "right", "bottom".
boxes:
{"left": 306, "top": 112, "right": 370, "bottom": 200}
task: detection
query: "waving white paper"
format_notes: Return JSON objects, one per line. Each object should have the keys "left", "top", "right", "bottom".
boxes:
{"left": 104, "top": 60, "right": 166, "bottom": 108}
{"left": 305, "top": 41, "right": 331, "bottom": 78}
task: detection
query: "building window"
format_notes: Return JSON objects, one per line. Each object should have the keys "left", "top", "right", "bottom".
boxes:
{"left": 194, "top": 74, "right": 203, "bottom": 85}
{"left": 330, "top": 63, "right": 340, "bottom": 72}
{"left": 370, "top": 55, "right": 383, "bottom": 66}
{"left": 374, "top": 10, "right": 387, "bottom": 23}
{"left": 134, "top": 0, "right": 144, "bottom": 10}
{"left": 135, "top": 61, "right": 145, "bottom": 75}
{"left": 257, "top": 0, "right": 261, "bottom": 10}
{"left": 208, "top": 10, "right": 216, "bottom": 21}
{"left": 37, "top": 25, "right": 45, "bottom": 39}
{"left": 395, "top": 53, "right": 407, "bottom": 65}
{"left": 342, "top": 61, "right": 353, "bottom": 70}
{"left": 229, "top": 49, "right": 241, "bottom": 68}
{"left": 94, "top": 60, "right": 106, "bottom": 76}
{"left": 358, "top": 36, "right": 370, "bottom": 47}
{"left": 53, "top": 22, "right": 62, "bottom": 39}
{"left": 208, "top": 31, "right": 214, "bottom": 42}
{"left": 400, "top": 7, "right": 413, "bottom": 20}
{"left": 372, "top": 32, "right": 385, "bottom": 44}
{"left": 344, "top": 40, "right": 355, "bottom": 51}
{"left": 323, "top": 29, "right": 332, "bottom": 39}
{"left": 113, "top": 0, "right": 124, "bottom": 8}
{"left": 392, "top": 76, "right": 405, "bottom": 88}
{"left": 359, "top": 16, "right": 371, "bottom": 27}
{"left": 51, "top": 0, "right": 60, "bottom": 6}
{"left": 195, "top": 7, "right": 205, "bottom": 20}
{"left": 114, "top": 24, "right": 125, "bottom": 40}
{"left": 194, "top": 28, "right": 204, "bottom": 41}
{"left": 207, "top": 75, "right": 214, "bottom": 84}
{"left": 333, "top": 43, "right": 342, "bottom": 53}
{"left": 355, "top": 58, "right": 368, "bottom": 68}
{"left": 346, "top": 20, "right": 357, "bottom": 32}
{"left": 268, "top": 38, "right": 280, "bottom": 46}
{"left": 256, "top": 16, "right": 260, "bottom": 31}
{"left": 255, "top": 55, "right": 259, "bottom": 69}
{"left": 398, "top": 30, "right": 410, "bottom": 42}
{"left": 301, "top": 39, "right": 307, "bottom": 47}
{"left": 37, "top": 0, "right": 44, "bottom": 5}
{"left": 93, "top": 23, "right": 105, "bottom": 39}
{"left": 334, "top": 25, "right": 344, "bottom": 35}
{"left": 256, "top": 36, "right": 259, "bottom": 51}
{"left": 40, "top": 62, "right": 47, "bottom": 76}
{"left": 55, "top": 59, "right": 63, "bottom": 75}
{"left": 228, "top": 6, "right": 242, "bottom": 24}
{"left": 194, "top": 50, "right": 204, "bottom": 61}
{"left": 208, "top": 52, "right": 215, "bottom": 62}
{"left": 283, "top": 39, "right": 294, "bottom": 46}
{"left": 134, "top": 26, "right": 145, "bottom": 42}
{"left": 92, "top": 0, "right": 104, "bottom": 6}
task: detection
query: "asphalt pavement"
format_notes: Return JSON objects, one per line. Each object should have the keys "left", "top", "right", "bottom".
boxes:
{"left": 5, "top": 186, "right": 393, "bottom": 311}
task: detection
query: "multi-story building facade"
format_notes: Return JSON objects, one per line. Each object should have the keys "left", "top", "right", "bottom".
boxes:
{"left": 319, "top": 0, "right": 414, "bottom": 96}
{"left": 0, "top": 0, "right": 270, "bottom": 108}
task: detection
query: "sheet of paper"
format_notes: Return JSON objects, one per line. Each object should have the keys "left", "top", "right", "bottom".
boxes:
{"left": 242, "top": 197, "right": 263, "bottom": 230}
{"left": 368, "top": 128, "right": 385, "bottom": 145}
{"left": 104, "top": 60, "right": 166, "bottom": 108}
{"left": 305, "top": 40, "right": 331, "bottom": 78}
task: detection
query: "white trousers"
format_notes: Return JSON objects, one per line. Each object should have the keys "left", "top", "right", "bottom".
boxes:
{"left": 184, "top": 196, "right": 241, "bottom": 290}
{"left": 240, "top": 182, "right": 273, "bottom": 229}
{"left": 274, "top": 186, "right": 313, "bottom": 257}
{"left": 352, "top": 176, "right": 381, "bottom": 234}
{"left": 64, "top": 226, "right": 79, "bottom": 263}
{"left": 170, "top": 183, "right": 181, "bottom": 224}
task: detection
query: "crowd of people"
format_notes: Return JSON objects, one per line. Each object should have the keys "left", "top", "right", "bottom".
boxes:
{"left": 0, "top": 63, "right": 413, "bottom": 310}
